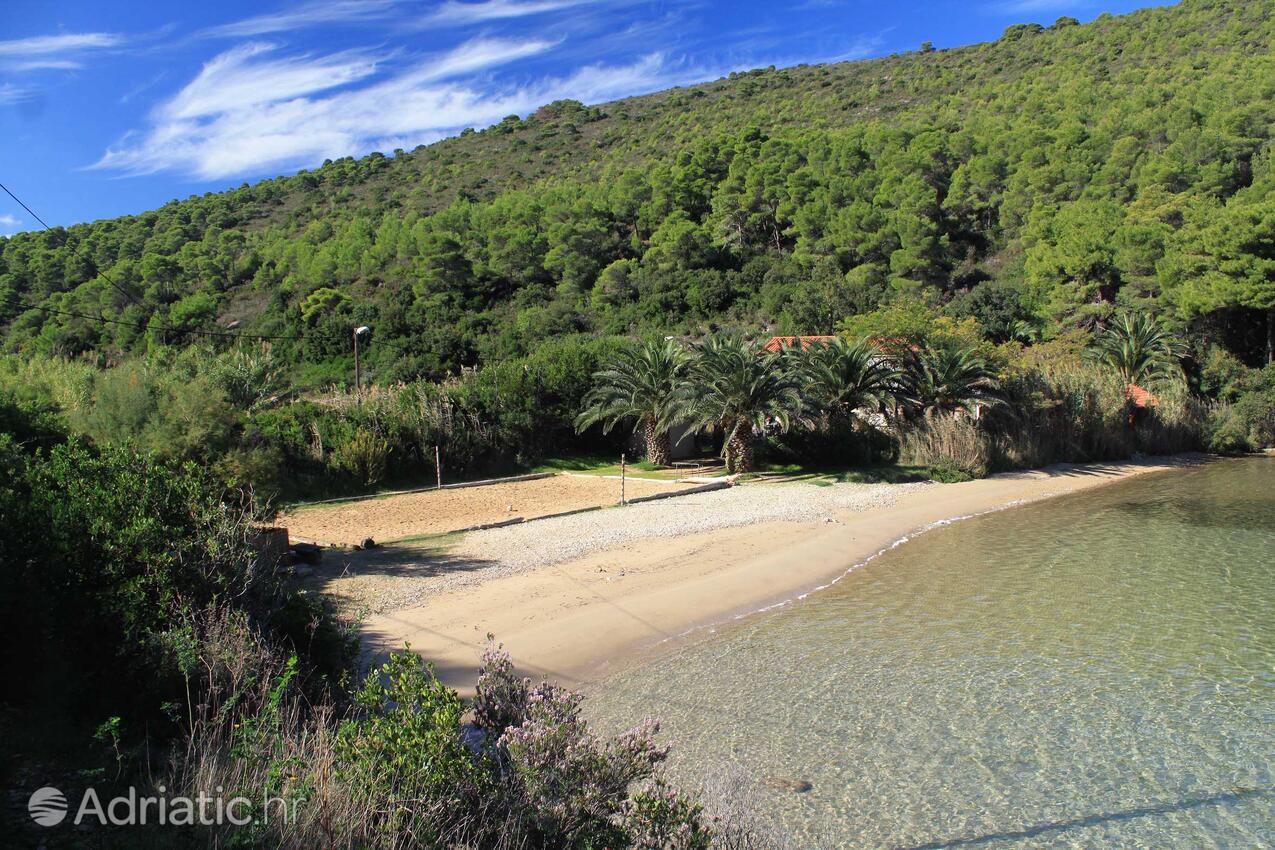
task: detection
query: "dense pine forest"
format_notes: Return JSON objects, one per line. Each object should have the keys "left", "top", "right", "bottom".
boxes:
{"left": 3, "top": 0, "right": 1272, "bottom": 373}
{"left": 0, "top": 0, "right": 1272, "bottom": 500}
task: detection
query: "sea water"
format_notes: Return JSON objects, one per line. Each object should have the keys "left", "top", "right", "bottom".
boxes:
{"left": 585, "top": 458, "right": 1275, "bottom": 848}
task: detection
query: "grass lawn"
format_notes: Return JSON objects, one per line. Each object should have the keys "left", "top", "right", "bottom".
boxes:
{"left": 282, "top": 454, "right": 936, "bottom": 512}
{"left": 532, "top": 454, "right": 696, "bottom": 480}
{"left": 743, "top": 461, "right": 934, "bottom": 486}
{"left": 539, "top": 454, "right": 937, "bottom": 485}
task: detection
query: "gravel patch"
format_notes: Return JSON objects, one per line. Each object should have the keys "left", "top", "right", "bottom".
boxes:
{"left": 453, "top": 480, "right": 930, "bottom": 573}
{"left": 309, "top": 480, "right": 930, "bottom": 615}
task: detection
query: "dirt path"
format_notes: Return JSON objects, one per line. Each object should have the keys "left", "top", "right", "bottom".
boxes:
{"left": 280, "top": 474, "right": 689, "bottom": 545}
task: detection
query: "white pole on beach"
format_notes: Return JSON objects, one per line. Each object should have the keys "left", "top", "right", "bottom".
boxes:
{"left": 620, "top": 452, "right": 626, "bottom": 506}
{"left": 435, "top": 445, "right": 442, "bottom": 489}
{"left": 352, "top": 325, "right": 370, "bottom": 401}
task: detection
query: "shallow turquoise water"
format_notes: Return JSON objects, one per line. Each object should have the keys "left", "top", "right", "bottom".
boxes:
{"left": 585, "top": 458, "right": 1275, "bottom": 848}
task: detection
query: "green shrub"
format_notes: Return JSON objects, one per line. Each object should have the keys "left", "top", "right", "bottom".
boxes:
{"left": 330, "top": 427, "right": 391, "bottom": 486}
{"left": 1198, "top": 346, "right": 1249, "bottom": 403}
{"left": 927, "top": 456, "right": 977, "bottom": 483}
{"left": 166, "top": 644, "right": 735, "bottom": 849}
{"left": 1208, "top": 414, "right": 1253, "bottom": 455}
{"left": 336, "top": 652, "right": 486, "bottom": 844}
{"left": 208, "top": 343, "right": 285, "bottom": 410}
{"left": 0, "top": 434, "right": 351, "bottom": 741}
{"left": 68, "top": 360, "right": 239, "bottom": 461}
{"left": 622, "top": 781, "right": 713, "bottom": 849}
{"left": 1232, "top": 379, "right": 1275, "bottom": 447}
{"left": 216, "top": 442, "right": 287, "bottom": 501}
{"left": 768, "top": 420, "right": 897, "bottom": 467}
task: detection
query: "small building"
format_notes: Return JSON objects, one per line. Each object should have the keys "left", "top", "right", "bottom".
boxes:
{"left": 761, "top": 335, "right": 837, "bottom": 353}
{"left": 1126, "top": 384, "right": 1159, "bottom": 408}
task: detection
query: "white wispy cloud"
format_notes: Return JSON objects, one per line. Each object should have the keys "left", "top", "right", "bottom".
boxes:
{"left": 0, "top": 83, "right": 33, "bottom": 104}
{"left": 200, "top": 0, "right": 401, "bottom": 38}
{"left": 97, "top": 36, "right": 687, "bottom": 179}
{"left": 10, "top": 59, "right": 84, "bottom": 71}
{"left": 162, "top": 43, "right": 382, "bottom": 119}
{"left": 0, "top": 213, "right": 23, "bottom": 234}
{"left": 0, "top": 32, "right": 124, "bottom": 56}
{"left": 119, "top": 71, "right": 169, "bottom": 105}
{"left": 423, "top": 0, "right": 598, "bottom": 26}
{"left": 826, "top": 32, "right": 886, "bottom": 62}
{"left": 0, "top": 31, "right": 125, "bottom": 72}
{"left": 87, "top": 0, "right": 885, "bottom": 182}
{"left": 95, "top": 34, "right": 710, "bottom": 181}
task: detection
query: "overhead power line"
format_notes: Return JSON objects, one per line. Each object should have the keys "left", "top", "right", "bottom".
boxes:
{"left": 0, "top": 178, "right": 417, "bottom": 353}
{"left": 0, "top": 180, "right": 54, "bottom": 230}
{"left": 1, "top": 179, "right": 151, "bottom": 311}
{"left": 1, "top": 297, "right": 303, "bottom": 341}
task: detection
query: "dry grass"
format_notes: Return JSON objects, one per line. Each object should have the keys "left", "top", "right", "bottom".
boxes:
{"left": 899, "top": 416, "right": 990, "bottom": 478}
{"left": 166, "top": 609, "right": 521, "bottom": 850}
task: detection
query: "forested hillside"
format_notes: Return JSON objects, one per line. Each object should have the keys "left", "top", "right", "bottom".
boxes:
{"left": 4, "top": 6, "right": 1274, "bottom": 840}
{"left": 1, "top": 0, "right": 1272, "bottom": 384}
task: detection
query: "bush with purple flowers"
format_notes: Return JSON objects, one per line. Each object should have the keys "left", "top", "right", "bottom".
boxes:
{"left": 275, "top": 642, "right": 721, "bottom": 849}
{"left": 473, "top": 641, "right": 696, "bottom": 847}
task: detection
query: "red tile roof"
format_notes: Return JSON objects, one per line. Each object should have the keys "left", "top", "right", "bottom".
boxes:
{"left": 1126, "top": 384, "right": 1159, "bottom": 408}
{"left": 761, "top": 335, "right": 836, "bottom": 353}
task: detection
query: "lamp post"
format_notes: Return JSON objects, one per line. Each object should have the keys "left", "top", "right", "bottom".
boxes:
{"left": 353, "top": 325, "right": 370, "bottom": 396}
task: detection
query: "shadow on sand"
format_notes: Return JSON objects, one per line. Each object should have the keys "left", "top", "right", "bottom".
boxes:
{"left": 309, "top": 540, "right": 498, "bottom": 585}
{"left": 989, "top": 452, "right": 1211, "bottom": 483}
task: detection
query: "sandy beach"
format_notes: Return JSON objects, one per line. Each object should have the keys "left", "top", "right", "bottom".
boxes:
{"left": 348, "top": 455, "right": 1205, "bottom": 693}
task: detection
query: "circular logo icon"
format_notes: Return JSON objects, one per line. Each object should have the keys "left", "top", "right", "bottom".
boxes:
{"left": 28, "top": 787, "right": 68, "bottom": 826}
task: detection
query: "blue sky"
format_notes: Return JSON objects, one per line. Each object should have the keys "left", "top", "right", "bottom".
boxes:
{"left": 1, "top": 0, "right": 1170, "bottom": 232}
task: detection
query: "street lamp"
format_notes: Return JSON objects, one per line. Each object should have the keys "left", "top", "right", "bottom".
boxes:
{"left": 353, "top": 326, "right": 371, "bottom": 395}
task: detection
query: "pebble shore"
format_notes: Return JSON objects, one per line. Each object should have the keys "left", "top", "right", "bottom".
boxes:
{"left": 320, "top": 480, "right": 929, "bottom": 615}
{"left": 451, "top": 479, "right": 930, "bottom": 573}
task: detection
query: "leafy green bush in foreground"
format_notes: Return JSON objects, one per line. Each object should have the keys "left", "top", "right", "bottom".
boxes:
{"left": 0, "top": 398, "right": 770, "bottom": 848}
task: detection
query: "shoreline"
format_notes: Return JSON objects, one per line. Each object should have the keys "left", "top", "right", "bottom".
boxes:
{"left": 358, "top": 454, "right": 1208, "bottom": 694}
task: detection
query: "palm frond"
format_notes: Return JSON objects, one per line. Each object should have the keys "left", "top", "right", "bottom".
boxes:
{"left": 574, "top": 338, "right": 687, "bottom": 435}
{"left": 1088, "top": 312, "right": 1182, "bottom": 387}
{"left": 898, "top": 346, "right": 1002, "bottom": 419}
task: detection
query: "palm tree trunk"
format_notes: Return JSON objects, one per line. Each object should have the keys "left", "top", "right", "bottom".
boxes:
{"left": 642, "top": 417, "right": 671, "bottom": 466}
{"left": 726, "top": 423, "right": 755, "bottom": 474}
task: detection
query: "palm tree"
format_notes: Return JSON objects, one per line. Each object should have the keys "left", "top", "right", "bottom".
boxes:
{"left": 898, "top": 346, "right": 1001, "bottom": 419}
{"left": 794, "top": 337, "right": 899, "bottom": 427}
{"left": 575, "top": 339, "right": 687, "bottom": 465}
{"left": 677, "top": 335, "right": 806, "bottom": 473}
{"left": 1089, "top": 312, "right": 1181, "bottom": 386}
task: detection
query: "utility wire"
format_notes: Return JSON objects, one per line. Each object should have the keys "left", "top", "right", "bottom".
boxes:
{"left": 4, "top": 295, "right": 424, "bottom": 352}
{"left": 1, "top": 296, "right": 303, "bottom": 341}
{"left": 2, "top": 179, "right": 279, "bottom": 342}
{"left": 1, "top": 179, "right": 416, "bottom": 353}
{"left": 1, "top": 179, "right": 151, "bottom": 311}
{"left": 0, "top": 180, "right": 53, "bottom": 230}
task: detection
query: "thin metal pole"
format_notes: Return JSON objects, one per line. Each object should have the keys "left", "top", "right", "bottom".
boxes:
{"left": 435, "top": 445, "right": 442, "bottom": 489}
{"left": 353, "top": 330, "right": 361, "bottom": 397}
{"left": 620, "top": 452, "right": 626, "bottom": 506}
